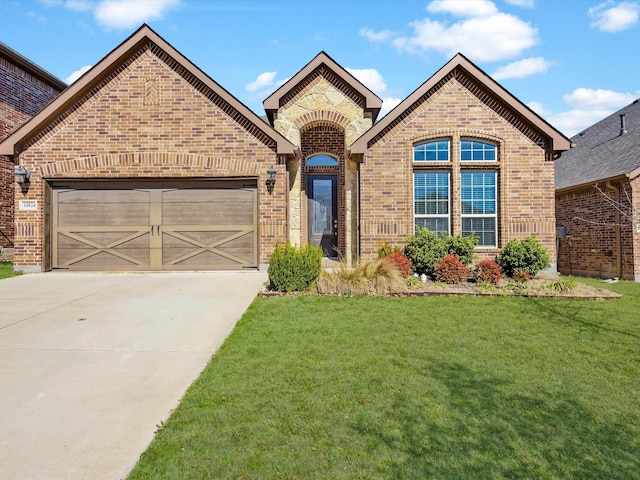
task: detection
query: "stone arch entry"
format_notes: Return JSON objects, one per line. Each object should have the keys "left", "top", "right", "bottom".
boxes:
{"left": 300, "top": 122, "right": 346, "bottom": 258}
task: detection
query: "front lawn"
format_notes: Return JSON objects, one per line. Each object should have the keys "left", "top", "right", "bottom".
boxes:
{"left": 128, "top": 278, "right": 640, "bottom": 479}
{"left": 0, "top": 262, "right": 20, "bottom": 280}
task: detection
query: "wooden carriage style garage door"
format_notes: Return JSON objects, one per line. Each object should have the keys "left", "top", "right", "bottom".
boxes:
{"left": 50, "top": 180, "right": 258, "bottom": 271}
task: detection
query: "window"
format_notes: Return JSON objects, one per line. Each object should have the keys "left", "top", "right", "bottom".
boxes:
{"left": 461, "top": 171, "right": 497, "bottom": 247}
{"left": 414, "top": 140, "right": 449, "bottom": 162}
{"left": 414, "top": 172, "right": 450, "bottom": 235}
{"left": 461, "top": 140, "right": 497, "bottom": 161}
{"left": 306, "top": 154, "right": 338, "bottom": 167}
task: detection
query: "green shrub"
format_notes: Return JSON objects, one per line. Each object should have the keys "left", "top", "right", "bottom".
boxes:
{"left": 474, "top": 258, "right": 502, "bottom": 286}
{"left": 377, "top": 241, "right": 402, "bottom": 259}
{"left": 548, "top": 280, "right": 577, "bottom": 293}
{"left": 268, "top": 242, "right": 322, "bottom": 292}
{"left": 497, "top": 235, "right": 550, "bottom": 278}
{"left": 404, "top": 227, "right": 478, "bottom": 275}
{"left": 433, "top": 253, "right": 469, "bottom": 284}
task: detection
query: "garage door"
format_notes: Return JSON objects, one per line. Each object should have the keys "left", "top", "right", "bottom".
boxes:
{"left": 51, "top": 180, "right": 257, "bottom": 271}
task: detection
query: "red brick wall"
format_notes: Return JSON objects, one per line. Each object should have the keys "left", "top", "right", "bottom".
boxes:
{"left": 359, "top": 76, "right": 556, "bottom": 264}
{"left": 556, "top": 180, "right": 636, "bottom": 279}
{"left": 13, "top": 46, "right": 283, "bottom": 270}
{"left": 1, "top": 56, "right": 63, "bottom": 248}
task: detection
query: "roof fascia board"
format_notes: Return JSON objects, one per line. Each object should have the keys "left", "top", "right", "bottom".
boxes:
{"left": 263, "top": 51, "right": 382, "bottom": 114}
{"left": 555, "top": 174, "right": 629, "bottom": 195}
{"left": 0, "top": 42, "right": 67, "bottom": 91}
{"left": 0, "top": 24, "right": 294, "bottom": 156}
{"left": 351, "top": 53, "right": 571, "bottom": 154}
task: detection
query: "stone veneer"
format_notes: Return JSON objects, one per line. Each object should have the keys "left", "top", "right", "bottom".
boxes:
{"left": 272, "top": 75, "right": 371, "bottom": 264}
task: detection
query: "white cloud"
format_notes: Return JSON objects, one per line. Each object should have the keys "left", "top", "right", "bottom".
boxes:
{"left": 345, "top": 68, "right": 388, "bottom": 94}
{"left": 379, "top": 97, "right": 403, "bottom": 118}
{"left": 358, "top": 28, "right": 397, "bottom": 42}
{"left": 245, "top": 71, "right": 278, "bottom": 92}
{"left": 563, "top": 87, "right": 637, "bottom": 108}
{"left": 345, "top": 67, "right": 401, "bottom": 118}
{"left": 65, "top": 64, "right": 92, "bottom": 84}
{"left": 94, "top": 0, "right": 181, "bottom": 30}
{"left": 505, "top": 0, "right": 535, "bottom": 7}
{"left": 392, "top": 12, "right": 538, "bottom": 61}
{"left": 427, "top": 0, "right": 498, "bottom": 17}
{"left": 492, "top": 56, "right": 552, "bottom": 80}
{"left": 528, "top": 88, "right": 640, "bottom": 136}
{"left": 589, "top": 1, "right": 640, "bottom": 32}
{"left": 65, "top": 0, "right": 93, "bottom": 11}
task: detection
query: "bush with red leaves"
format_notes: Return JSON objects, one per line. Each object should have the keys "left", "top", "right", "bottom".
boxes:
{"left": 474, "top": 258, "right": 502, "bottom": 286}
{"left": 433, "top": 253, "right": 469, "bottom": 284}
{"left": 385, "top": 251, "right": 412, "bottom": 278}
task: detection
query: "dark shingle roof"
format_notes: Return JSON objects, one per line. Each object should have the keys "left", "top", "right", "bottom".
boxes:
{"left": 555, "top": 99, "right": 640, "bottom": 190}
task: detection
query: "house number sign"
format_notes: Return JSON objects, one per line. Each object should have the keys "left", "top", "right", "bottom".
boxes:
{"left": 18, "top": 200, "right": 38, "bottom": 211}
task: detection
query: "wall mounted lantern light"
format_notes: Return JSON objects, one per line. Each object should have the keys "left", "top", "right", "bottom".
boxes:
{"left": 14, "top": 165, "right": 31, "bottom": 185}
{"left": 266, "top": 165, "right": 277, "bottom": 190}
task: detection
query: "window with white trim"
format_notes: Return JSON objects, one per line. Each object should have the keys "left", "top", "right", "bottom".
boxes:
{"left": 413, "top": 140, "right": 450, "bottom": 162}
{"left": 461, "top": 170, "right": 497, "bottom": 247}
{"left": 461, "top": 140, "right": 497, "bottom": 162}
{"left": 414, "top": 171, "right": 450, "bottom": 235}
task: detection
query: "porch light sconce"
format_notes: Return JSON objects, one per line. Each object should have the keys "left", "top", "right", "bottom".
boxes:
{"left": 14, "top": 165, "right": 31, "bottom": 185}
{"left": 266, "top": 165, "right": 277, "bottom": 192}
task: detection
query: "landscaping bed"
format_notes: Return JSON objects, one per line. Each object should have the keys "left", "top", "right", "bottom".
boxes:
{"left": 398, "top": 276, "right": 622, "bottom": 299}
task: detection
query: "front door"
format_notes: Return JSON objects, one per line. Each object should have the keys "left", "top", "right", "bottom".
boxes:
{"left": 308, "top": 175, "right": 338, "bottom": 257}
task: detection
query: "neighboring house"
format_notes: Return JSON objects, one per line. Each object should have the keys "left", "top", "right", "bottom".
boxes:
{"left": 0, "top": 25, "right": 570, "bottom": 273}
{"left": 555, "top": 99, "right": 640, "bottom": 281}
{"left": 0, "top": 43, "right": 66, "bottom": 252}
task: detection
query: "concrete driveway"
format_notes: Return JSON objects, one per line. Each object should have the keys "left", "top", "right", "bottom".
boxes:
{"left": 0, "top": 271, "right": 267, "bottom": 480}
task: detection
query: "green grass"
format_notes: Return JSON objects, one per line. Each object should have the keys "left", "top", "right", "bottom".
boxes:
{"left": 0, "top": 262, "right": 20, "bottom": 280}
{"left": 128, "top": 278, "right": 640, "bottom": 479}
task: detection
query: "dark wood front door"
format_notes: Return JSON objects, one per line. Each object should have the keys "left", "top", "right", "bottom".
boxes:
{"left": 51, "top": 180, "right": 257, "bottom": 271}
{"left": 308, "top": 175, "right": 338, "bottom": 257}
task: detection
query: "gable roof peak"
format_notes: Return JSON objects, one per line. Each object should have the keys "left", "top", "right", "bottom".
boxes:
{"left": 262, "top": 51, "right": 382, "bottom": 123}
{"left": 351, "top": 52, "right": 571, "bottom": 154}
{"left": 0, "top": 23, "right": 294, "bottom": 156}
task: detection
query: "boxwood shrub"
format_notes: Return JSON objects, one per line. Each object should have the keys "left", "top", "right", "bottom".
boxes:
{"left": 268, "top": 242, "right": 323, "bottom": 292}
{"left": 404, "top": 227, "right": 478, "bottom": 276}
{"left": 497, "top": 235, "right": 550, "bottom": 278}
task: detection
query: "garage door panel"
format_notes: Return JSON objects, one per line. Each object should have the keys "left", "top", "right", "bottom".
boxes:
{"left": 165, "top": 250, "right": 250, "bottom": 268}
{"left": 163, "top": 203, "right": 255, "bottom": 225}
{"left": 58, "top": 203, "right": 151, "bottom": 226}
{"left": 52, "top": 181, "right": 257, "bottom": 271}
{"left": 67, "top": 251, "right": 147, "bottom": 269}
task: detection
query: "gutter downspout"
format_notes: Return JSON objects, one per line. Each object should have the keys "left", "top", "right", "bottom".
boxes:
{"left": 606, "top": 181, "right": 623, "bottom": 278}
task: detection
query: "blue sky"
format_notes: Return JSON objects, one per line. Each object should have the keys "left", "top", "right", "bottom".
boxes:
{"left": 3, "top": 0, "right": 640, "bottom": 137}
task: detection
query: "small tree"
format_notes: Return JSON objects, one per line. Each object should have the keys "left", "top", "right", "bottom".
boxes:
{"left": 497, "top": 235, "right": 550, "bottom": 278}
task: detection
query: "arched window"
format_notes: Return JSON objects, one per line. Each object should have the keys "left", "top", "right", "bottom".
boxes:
{"left": 306, "top": 154, "right": 339, "bottom": 167}
{"left": 413, "top": 140, "right": 450, "bottom": 162}
{"left": 460, "top": 140, "right": 497, "bottom": 161}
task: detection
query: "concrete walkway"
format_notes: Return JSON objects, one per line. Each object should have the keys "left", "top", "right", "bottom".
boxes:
{"left": 0, "top": 271, "right": 267, "bottom": 480}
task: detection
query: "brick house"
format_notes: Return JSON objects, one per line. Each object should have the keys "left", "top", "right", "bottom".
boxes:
{"left": 555, "top": 99, "right": 640, "bottom": 281}
{"left": 0, "top": 25, "right": 570, "bottom": 272}
{"left": 0, "top": 43, "right": 66, "bottom": 254}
